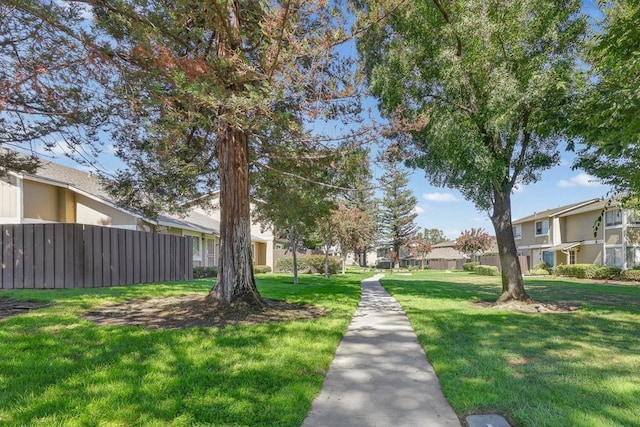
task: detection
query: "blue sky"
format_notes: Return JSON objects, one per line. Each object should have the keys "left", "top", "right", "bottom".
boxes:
{"left": 402, "top": 156, "right": 610, "bottom": 240}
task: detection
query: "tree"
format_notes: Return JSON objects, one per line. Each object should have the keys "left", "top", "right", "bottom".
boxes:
{"left": 454, "top": 228, "right": 492, "bottom": 262}
{"left": 378, "top": 159, "right": 417, "bottom": 268}
{"left": 331, "top": 202, "right": 376, "bottom": 274}
{"left": 423, "top": 228, "right": 447, "bottom": 245}
{"left": 572, "top": 1, "right": 640, "bottom": 198}
{"left": 342, "top": 149, "right": 377, "bottom": 266}
{"left": 0, "top": 1, "right": 109, "bottom": 175}
{"left": 356, "top": 0, "right": 585, "bottom": 302}
{"left": 253, "top": 154, "right": 340, "bottom": 285}
{"left": 409, "top": 232, "right": 432, "bottom": 269}
{"left": 9, "top": 0, "right": 359, "bottom": 306}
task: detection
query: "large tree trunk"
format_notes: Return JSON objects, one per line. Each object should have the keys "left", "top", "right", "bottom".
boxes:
{"left": 490, "top": 188, "right": 532, "bottom": 303}
{"left": 209, "top": 127, "right": 262, "bottom": 306}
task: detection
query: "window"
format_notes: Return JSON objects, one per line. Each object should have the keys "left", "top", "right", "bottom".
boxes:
{"left": 606, "top": 247, "right": 623, "bottom": 268}
{"left": 626, "top": 246, "right": 640, "bottom": 268}
{"left": 542, "top": 251, "right": 554, "bottom": 267}
{"left": 569, "top": 250, "right": 577, "bottom": 265}
{"left": 628, "top": 211, "right": 640, "bottom": 225}
{"left": 605, "top": 209, "right": 622, "bottom": 227}
{"left": 192, "top": 235, "right": 201, "bottom": 260}
{"left": 535, "top": 220, "right": 549, "bottom": 236}
{"left": 513, "top": 225, "right": 522, "bottom": 239}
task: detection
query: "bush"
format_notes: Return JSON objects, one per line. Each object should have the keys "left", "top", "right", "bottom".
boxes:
{"left": 524, "top": 268, "right": 550, "bottom": 276}
{"left": 533, "top": 261, "right": 552, "bottom": 273}
{"left": 475, "top": 265, "right": 500, "bottom": 276}
{"left": 193, "top": 266, "right": 217, "bottom": 279}
{"left": 253, "top": 265, "right": 272, "bottom": 274}
{"left": 621, "top": 269, "right": 640, "bottom": 281}
{"left": 276, "top": 255, "right": 340, "bottom": 274}
{"left": 555, "top": 264, "right": 621, "bottom": 280}
{"left": 463, "top": 262, "right": 480, "bottom": 271}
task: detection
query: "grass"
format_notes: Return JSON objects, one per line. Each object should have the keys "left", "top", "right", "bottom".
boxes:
{"left": 380, "top": 270, "right": 640, "bottom": 427}
{"left": 0, "top": 273, "right": 367, "bottom": 426}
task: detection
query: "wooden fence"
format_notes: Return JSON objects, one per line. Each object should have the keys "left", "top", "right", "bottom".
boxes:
{"left": 1, "top": 223, "right": 193, "bottom": 290}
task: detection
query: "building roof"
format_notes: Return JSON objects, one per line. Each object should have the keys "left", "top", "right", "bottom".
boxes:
{"left": 15, "top": 157, "right": 271, "bottom": 241}
{"left": 512, "top": 199, "right": 600, "bottom": 225}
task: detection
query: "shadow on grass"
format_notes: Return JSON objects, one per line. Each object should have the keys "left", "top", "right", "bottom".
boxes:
{"left": 0, "top": 274, "right": 365, "bottom": 426}
{"left": 381, "top": 277, "right": 640, "bottom": 426}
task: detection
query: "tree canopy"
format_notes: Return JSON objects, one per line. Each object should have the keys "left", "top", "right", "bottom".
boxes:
{"left": 572, "top": 0, "right": 640, "bottom": 198}
{"left": 5, "top": 0, "right": 363, "bottom": 305}
{"left": 356, "top": 0, "right": 585, "bottom": 301}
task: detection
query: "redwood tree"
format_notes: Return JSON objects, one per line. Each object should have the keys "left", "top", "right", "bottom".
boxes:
{"left": 9, "top": 0, "right": 359, "bottom": 305}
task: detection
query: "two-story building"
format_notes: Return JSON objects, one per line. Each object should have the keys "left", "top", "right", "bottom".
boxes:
{"left": 512, "top": 198, "right": 640, "bottom": 270}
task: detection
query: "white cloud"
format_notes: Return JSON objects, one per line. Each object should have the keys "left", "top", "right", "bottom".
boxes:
{"left": 512, "top": 184, "right": 524, "bottom": 194}
{"left": 423, "top": 192, "right": 459, "bottom": 202}
{"left": 412, "top": 205, "right": 426, "bottom": 215}
{"left": 557, "top": 173, "right": 601, "bottom": 188}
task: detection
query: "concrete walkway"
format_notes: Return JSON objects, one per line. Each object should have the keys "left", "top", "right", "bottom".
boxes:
{"left": 303, "top": 274, "right": 461, "bottom": 427}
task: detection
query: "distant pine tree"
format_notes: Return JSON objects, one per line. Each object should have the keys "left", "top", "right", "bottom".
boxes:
{"left": 378, "top": 160, "right": 417, "bottom": 268}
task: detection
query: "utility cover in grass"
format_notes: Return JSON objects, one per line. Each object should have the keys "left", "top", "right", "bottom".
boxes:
{"left": 466, "top": 414, "right": 511, "bottom": 427}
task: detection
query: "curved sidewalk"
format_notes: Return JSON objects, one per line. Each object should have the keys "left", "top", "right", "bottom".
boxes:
{"left": 303, "top": 274, "right": 461, "bottom": 427}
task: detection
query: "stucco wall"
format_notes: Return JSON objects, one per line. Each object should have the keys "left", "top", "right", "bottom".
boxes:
{"left": 76, "top": 194, "right": 137, "bottom": 227}
{"left": 23, "top": 180, "right": 58, "bottom": 221}
{"left": 564, "top": 211, "right": 603, "bottom": 242}
{"left": 579, "top": 244, "right": 604, "bottom": 265}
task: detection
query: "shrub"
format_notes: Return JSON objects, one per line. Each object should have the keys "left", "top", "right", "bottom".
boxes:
{"left": 193, "top": 266, "right": 217, "bottom": 279}
{"left": 524, "top": 268, "right": 550, "bottom": 276}
{"left": 475, "top": 265, "right": 500, "bottom": 276}
{"left": 621, "top": 269, "right": 640, "bottom": 281}
{"left": 555, "top": 264, "right": 621, "bottom": 280}
{"left": 463, "top": 262, "right": 480, "bottom": 271}
{"left": 253, "top": 265, "right": 272, "bottom": 274}
{"left": 276, "top": 255, "right": 340, "bottom": 274}
{"left": 533, "top": 261, "right": 552, "bottom": 273}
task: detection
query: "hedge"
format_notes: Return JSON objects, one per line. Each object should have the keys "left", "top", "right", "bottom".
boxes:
{"left": 193, "top": 266, "right": 218, "bottom": 278}
{"left": 254, "top": 265, "right": 272, "bottom": 274}
{"left": 276, "top": 255, "right": 341, "bottom": 274}
{"left": 463, "top": 262, "right": 479, "bottom": 271}
{"left": 621, "top": 269, "right": 640, "bottom": 281}
{"left": 555, "top": 264, "right": 621, "bottom": 280}
{"left": 475, "top": 265, "right": 500, "bottom": 276}
{"left": 524, "top": 268, "right": 550, "bottom": 276}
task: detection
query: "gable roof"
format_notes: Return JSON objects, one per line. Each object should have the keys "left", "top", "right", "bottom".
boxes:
{"left": 512, "top": 199, "right": 601, "bottom": 225}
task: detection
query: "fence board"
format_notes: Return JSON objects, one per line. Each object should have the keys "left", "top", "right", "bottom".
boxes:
{"left": 125, "top": 230, "right": 134, "bottom": 284}
{"left": 92, "top": 226, "right": 103, "bottom": 288}
{"left": 43, "top": 224, "right": 55, "bottom": 289}
{"left": 12, "top": 225, "right": 24, "bottom": 289}
{"left": 23, "top": 225, "right": 34, "bottom": 289}
{"left": 74, "top": 224, "right": 84, "bottom": 288}
{"left": 83, "top": 226, "right": 94, "bottom": 288}
{"left": 63, "top": 224, "right": 74, "bottom": 288}
{"left": 118, "top": 229, "right": 126, "bottom": 286}
{"left": 133, "top": 231, "right": 141, "bottom": 284}
{"left": 54, "top": 224, "right": 65, "bottom": 288}
{"left": 139, "top": 232, "right": 147, "bottom": 284}
{"left": 110, "top": 229, "right": 119, "bottom": 287}
{"left": 1, "top": 225, "right": 13, "bottom": 289}
{"left": 146, "top": 233, "right": 153, "bottom": 283}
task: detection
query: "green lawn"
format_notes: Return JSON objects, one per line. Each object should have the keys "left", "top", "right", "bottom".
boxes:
{"left": 0, "top": 273, "right": 365, "bottom": 426}
{"left": 380, "top": 270, "right": 640, "bottom": 427}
